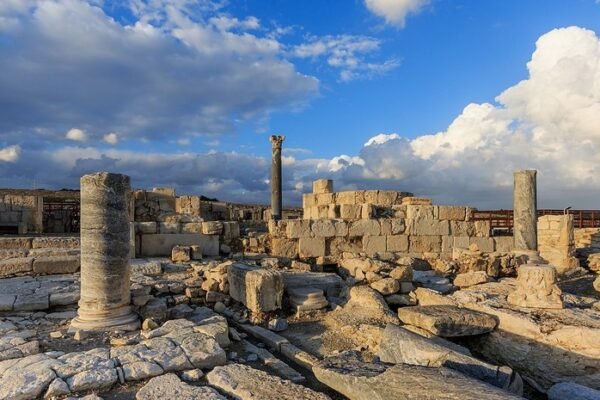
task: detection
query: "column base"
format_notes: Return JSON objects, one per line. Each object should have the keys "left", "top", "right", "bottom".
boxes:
{"left": 71, "top": 306, "right": 140, "bottom": 332}
{"left": 513, "top": 250, "right": 546, "bottom": 264}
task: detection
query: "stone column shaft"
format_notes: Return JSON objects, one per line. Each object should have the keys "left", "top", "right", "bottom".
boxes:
{"left": 72, "top": 172, "right": 139, "bottom": 331}
{"left": 270, "top": 135, "right": 285, "bottom": 220}
{"left": 513, "top": 170, "right": 538, "bottom": 255}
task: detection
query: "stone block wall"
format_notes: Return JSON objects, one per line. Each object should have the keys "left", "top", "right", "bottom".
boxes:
{"left": 0, "top": 236, "right": 80, "bottom": 277}
{"left": 574, "top": 227, "right": 600, "bottom": 248}
{"left": 269, "top": 204, "right": 506, "bottom": 261}
{"left": 302, "top": 190, "right": 414, "bottom": 220}
{"left": 537, "top": 215, "right": 580, "bottom": 274}
{"left": 0, "top": 194, "right": 43, "bottom": 234}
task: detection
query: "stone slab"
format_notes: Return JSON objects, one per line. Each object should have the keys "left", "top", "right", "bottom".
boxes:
{"left": 397, "top": 305, "right": 498, "bottom": 337}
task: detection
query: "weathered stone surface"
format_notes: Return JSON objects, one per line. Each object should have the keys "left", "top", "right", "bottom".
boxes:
{"left": 0, "top": 354, "right": 59, "bottom": 400}
{"left": 32, "top": 237, "right": 79, "bottom": 249}
{"left": 202, "top": 221, "right": 224, "bottom": 235}
{"left": 369, "top": 278, "right": 399, "bottom": 295}
{"left": 386, "top": 235, "right": 408, "bottom": 252}
{"left": 171, "top": 245, "right": 191, "bottom": 263}
{"left": 507, "top": 264, "right": 563, "bottom": 309}
{"left": 140, "top": 234, "right": 219, "bottom": 257}
{"left": 547, "top": 382, "right": 600, "bottom": 400}
{"left": 378, "top": 324, "right": 523, "bottom": 394}
{"left": 595, "top": 275, "right": 600, "bottom": 292}
{"left": 228, "top": 263, "right": 283, "bottom": 313}
{"left": 329, "top": 285, "right": 397, "bottom": 327}
{"left": 389, "top": 265, "right": 413, "bottom": 281}
{"left": 313, "top": 352, "right": 521, "bottom": 400}
{"left": 32, "top": 256, "right": 80, "bottom": 275}
{"left": 288, "top": 287, "right": 328, "bottom": 311}
{"left": 0, "top": 237, "right": 32, "bottom": 250}
{"left": 136, "top": 373, "right": 226, "bottom": 400}
{"left": 454, "top": 271, "right": 491, "bottom": 288}
{"left": 286, "top": 220, "right": 312, "bottom": 238}
{"left": 397, "top": 305, "right": 498, "bottom": 337}
{"left": 299, "top": 237, "right": 326, "bottom": 258}
{"left": 207, "top": 363, "right": 330, "bottom": 400}
{"left": 0, "top": 257, "right": 33, "bottom": 276}
{"left": 513, "top": 170, "right": 538, "bottom": 253}
{"left": 271, "top": 238, "right": 298, "bottom": 258}
{"left": 282, "top": 271, "right": 344, "bottom": 297}
{"left": 67, "top": 367, "right": 118, "bottom": 392}
{"left": 130, "top": 259, "right": 162, "bottom": 275}
{"left": 13, "top": 293, "right": 49, "bottom": 311}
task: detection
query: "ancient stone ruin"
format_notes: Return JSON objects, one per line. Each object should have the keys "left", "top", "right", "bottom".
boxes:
{"left": 0, "top": 155, "right": 598, "bottom": 399}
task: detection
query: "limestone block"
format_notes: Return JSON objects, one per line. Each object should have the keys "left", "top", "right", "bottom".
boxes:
{"left": 364, "top": 190, "right": 378, "bottom": 204}
{"left": 137, "top": 373, "right": 225, "bottom": 399}
{"left": 180, "top": 222, "right": 203, "bottom": 234}
{"left": 390, "top": 219, "right": 405, "bottom": 234}
{"left": 299, "top": 237, "right": 326, "bottom": 258}
{"left": 363, "top": 235, "right": 386, "bottom": 255}
{"left": 316, "top": 193, "right": 335, "bottom": 206}
{"left": 271, "top": 238, "right": 299, "bottom": 259}
{"left": 136, "top": 222, "right": 157, "bottom": 234}
{"left": 327, "top": 204, "right": 338, "bottom": 219}
{"left": 32, "top": 256, "right": 80, "bottom": 274}
{"left": 406, "top": 205, "right": 436, "bottom": 220}
{"left": 171, "top": 246, "right": 191, "bottom": 263}
{"left": 202, "top": 221, "right": 223, "bottom": 235}
{"left": 409, "top": 236, "right": 442, "bottom": 253}
{"left": 312, "top": 220, "right": 336, "bottom": 238}
{"left": 333, "top": 220, "right": 348, "bottom": 236}
{"left": 438, "top": 206, "right": 467, "bottom": 221}
{"left": 31, "top": 237, "right": 79, "bottom": 249}
{"left": 377, "top": 191, "right": 398, "bottom": 206}
{"left": 317, "top": 206, "right": 330, "bottom": 218}
{"left": 159, "top": 222, "right": 179, "bottom": 234}
{"left": 336, "top": 191, "right": 356, "bottom": 205}
{"left": 507, "top": 264, "right": 563, "bottom": 309}
{"left": 402, "top": 197, "right": 433, "bottom": 205}
{"left": 328, "top": 237, "right": 362, "bottom": 256}
{"left": 354, "top": 190, "right": 366, "bottom": 203}
{"left": 361, "top": 204, "right": 374, "bottom": 219}
{"left": 469, "top": 237, "right": 495, "bottom": 253}
{"left": 0, "top": 257, "right": 33, "bottom": 276}
{"left": 547, "top": 382, "right": 600, "bottom": 400}
{"left": 407, "top": 218, "right": 450, "bottom": 236}
{"left": 313, "top": 179, "right": 333, "bottom": 194}
{"left": 594, "top": 275, "right": 600, "bottom": 292}
{"left": 287, "top": 220, "right": 312, "bottom": 238}
{"left": 474, "top": 220, "right": 491, "bottom": 237}
{"left": 227, "top": 263, "right": 283, "bottom": 313}
{"left": 349, "top": 220, "right": 380, "bottom": 236}
{"left": 303, "top": 193, "right": 317, "bottom": 208}
{"left": 494, "top": 237, "right": 513, "bottom": 253}
{"left": 450, "top": 221, "right": 474, "bottom": 236}
{"left": 370, "top": 278, "right": 400, "bottom": 295}
{"left": 390, "top": 265, "right": 413, "bottom": 281}
{"left": 454, "top": 271, "right": 491, "bottom": 288}
{"left": 397, "top": 305, "right": 498, "bottom": 337}
{"left": 340, "top": 204, "right": 361, "bottom": 220}
{"left": 387, "top": 235, "right": 409, "bottom": 252}
{"left": 0, "top": 237, "right": 32, "bottom": 250}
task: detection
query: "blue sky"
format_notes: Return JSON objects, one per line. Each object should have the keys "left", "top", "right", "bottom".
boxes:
{"left": 1, "top": 0, "right": 600, "bottom": 208}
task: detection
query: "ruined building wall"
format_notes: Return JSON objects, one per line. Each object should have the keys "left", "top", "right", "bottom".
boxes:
{"left": 574, "top": 227, "right": 600, "bottom": 248}
{"left": 537, "top": 215, "right": 580, "bottom": 274}
{"left": 0, "top": 194, "right": 43, "bottom": 234}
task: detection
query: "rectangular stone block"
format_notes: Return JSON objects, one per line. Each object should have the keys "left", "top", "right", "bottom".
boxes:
{"left": 0, "top": 237, "right": 32, "bottom": 250}
{"left": 271, "top": 238, "right": 299, "bottom": 258}
{"left": 469, "top": 237, "right": 495, "bottom": 253}
{"left": 313, "top": 179, "right": 333, "bottom": 194}
{"left": 450, "top": 221, "right": 474, "bottom": 236}
{"left": 409, "top": 236, "right": 442, "bottom": 253}
{"left": 31, "top": 237, "right": 80, "bottom": 249}
{"left": 453, "top": 236, "right": 470, "bottom": 249}
{"left": 316, "top": 193, "right": 335, "bottom": 206}
{"left": 377, "top": 191, "right": 398, "bottom": 206}
{"left": 159, "top": 222, "right": 180, "bottom": 234}
{"left": 364, "top": 190, "right": 378, "bottom": 204}
{"left": 299, "top": 237, "right": 326, "bottom": 258}
{"left": 180, "top": 222, "right": 203, "bottom": 234}
{"left": 474, "top": 221, "right": 491, "bottom": 237}
{"left": 327, "top": 204, "right": 339, "bottom": 219}
{"left": 140, "top": 234, "right": 219, "bottom": 257}
{"left": 407, "top": 219, "right": 449, "bottom": 236}
{"left": 387, "top": 235, "right": 409, "bottom": 252}
{"left": 402, "top": 197, "right": 433, "bottom": 205}
{"left": 363, "top": 235, "right": 386, "bottom": 254}
{"left": 223, "top": 222, "right": 241, "bottom": 239}
{"left": 303, "top": 193, "right": 317, "bottom": 208}
{"left": 136, "top": 221, "right": 157, "bottom": 234}
{"left": 286, "top": 220, "right": 312, "bottom": 239}
{"left": 312, "top": 220, "right": 336, "bottom": 238}
{"left": 0, "top": 257, "right": 33, "bottom": 276}
{"left": 438, "top": 206, "right": 467, "bottom": 221}
{"left": 317, "top": 206, "right": 330, "bottom": 219}
{"left": 494, "top": 237, "right": 513, "bottom": 253}
{"left": 349, "top": 220, "right": 380, "bottom": 236}
{"left": 361, "top": 204, "right": 374, "bottom": 219}
{"left": 340, "top": 204, "right": 361, "bottom": 220}
{"left": 406, "top": 205, "right": 436, "bottom": 220}
{"left": 228, "top": 263, "right": 283, "bottom": 313}
{"left": 33, "top": 256, "right": 80, "bottom": 275}
{"left": 336, "top": 191, "right": 356, "bottom": 205}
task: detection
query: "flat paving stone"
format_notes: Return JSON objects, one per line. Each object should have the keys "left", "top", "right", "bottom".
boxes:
{"left": 397, "top": 305, "right": 498, "bottom": 337}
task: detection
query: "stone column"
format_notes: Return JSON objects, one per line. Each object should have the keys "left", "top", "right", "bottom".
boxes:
{"left": 270, "top": 135, "right": 285, "bottom": 221}
{"left": 72, "top": 172, "right": 139, "bottom": 331}
{"left": 513, "top": 170, "right": 538, "bottom": 258}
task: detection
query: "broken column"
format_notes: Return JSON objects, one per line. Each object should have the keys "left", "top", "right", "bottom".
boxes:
{"left": 270, "top": 135, "right": 285, "bottom": 220}
{"left": 507, "top": 264, "right": 563, "bottom": 309}
{"left": 228, "top": 263, "right": 283, "bottom": 313}
{"left": 513, "top": 170, "right": 539, "bottom": 259}
{"left": 72, "top": 172, "right": 139, "bottom": 331}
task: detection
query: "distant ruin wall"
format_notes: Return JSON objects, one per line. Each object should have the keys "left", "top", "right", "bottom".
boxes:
{"left": 574, "top": 227, "right": 600, "bottom": 248}
{"left": 537, "top": 215, "right": 580, "bottom": 274}
{"left": 0, "top": 195, "right": 43, "bottom": 234}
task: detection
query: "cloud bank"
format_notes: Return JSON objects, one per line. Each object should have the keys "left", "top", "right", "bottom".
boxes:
{"left": 364, "top": 0, "right": 430, "bottom": 28}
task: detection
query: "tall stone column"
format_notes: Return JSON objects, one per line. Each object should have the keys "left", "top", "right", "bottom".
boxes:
{"left": 270, "top": 135, "right": 285, "bottom": 220}
{"left": 72, "top": 172, "right": 139, "bottom": 331}
{"left": 513, "top": 170, "right": 539, "bottom": 259}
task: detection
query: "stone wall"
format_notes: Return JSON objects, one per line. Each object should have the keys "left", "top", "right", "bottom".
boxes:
{"left": 269, "top": 204, "right": 512, "bottom": 261}
{"left": 0, "top": 236, "right": 80, "bottom": 277}
{"left": 574, "top": 227, "right": 600, "bottom": 249}
{"left": 0, "top": 194, "right": 43, "bottom": 234}
{"left": 537, "top": 215, "right": 580, "bottom": 274}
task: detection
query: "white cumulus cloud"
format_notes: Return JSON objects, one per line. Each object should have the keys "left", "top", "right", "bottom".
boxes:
{"left": 364, "top": 133, "right": 401, "bottom": 146}
{"left": 103, "top": 132, "right": 119, "bottom": 145}
{"left": 0, "top": 145, "right": 20, "bottom": 162}
{"left": 65, "top": 128, "right": 88, "bottom": 142}
{"left": 364, "top": 0, "right": 430, "bottom": 28}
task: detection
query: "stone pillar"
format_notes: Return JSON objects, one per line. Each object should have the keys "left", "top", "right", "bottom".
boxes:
{"left": 72, "top": 172, "right": 139, "bottom": 331}
{"left": 513, "top": 170, "right": 538, "bottom": 259}
{"left": 270, "top": 135, "right": 285, "bottom": 221}
{"left": 507, "top": 264, "right": 563, "bottom": 309}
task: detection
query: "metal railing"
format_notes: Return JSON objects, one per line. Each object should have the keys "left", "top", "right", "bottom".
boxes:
{"left": 472, "top": 209, "right": 600, "bottom": 234}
